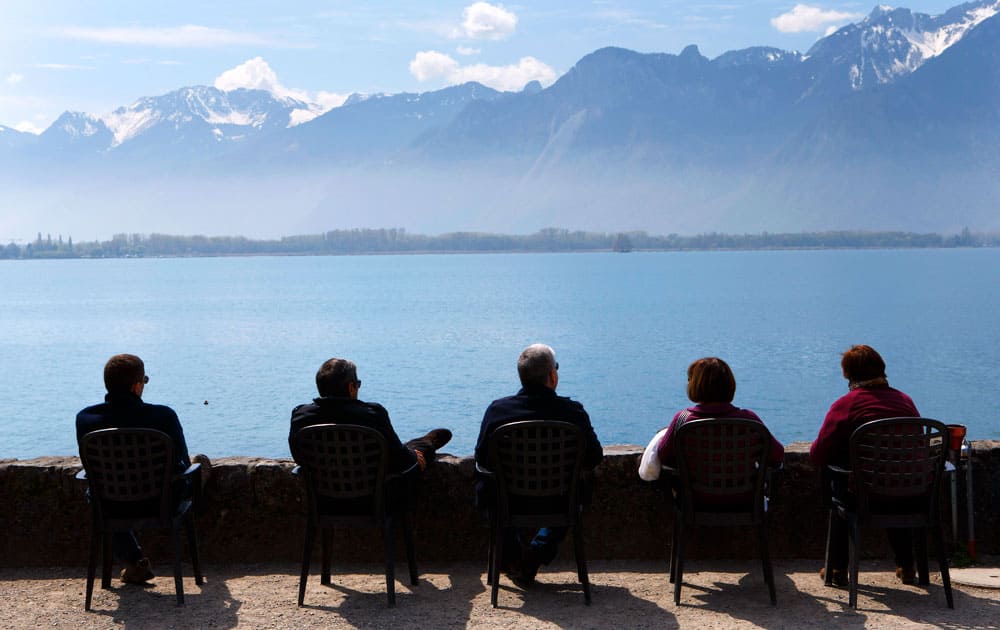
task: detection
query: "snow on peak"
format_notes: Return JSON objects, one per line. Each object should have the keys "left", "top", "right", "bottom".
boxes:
{"left": 904, "top": 1, "right": 999, "bottom": 60}
{"left": 213, "top": 57, "right": 347, "bottom": 126}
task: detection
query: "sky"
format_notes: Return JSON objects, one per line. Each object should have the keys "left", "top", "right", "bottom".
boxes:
{"left": 0, "top": 0, "right": 965, "bottom": 134}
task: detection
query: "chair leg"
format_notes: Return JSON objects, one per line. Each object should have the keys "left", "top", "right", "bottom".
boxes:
{"left": 931, "top": 523, "right": 954, "bottom": 609}
{"left": 486, "top": 514, "right": 496, "bottom": 586}
{"left": 573, "top": 518, "right": 592, "bottom": 605}
{"left": 186, "top": 516, "right": 203, "bottom": 586}
{"left": 848, "top": 517, "right": 861, "bottom": 609}
{"left": 759, "top": 519, "right": 776, "bottom": 605}
{"left": 673, "top": 519, "right": 686, "bottom": 605}
{"left": 171, "top": 526, "right": 186, "bottom": 606}
{"left": 101, "top": 533, "right": 113, "bottom": 590}
{"left": 823, "top": 510, "right": 834, "bottom": 586}
{"left": 669, "top": 511, "right": 679, "bottom": 584}
{"left": 320, "top": 529, "right": 332, "bottom": 586}
{"left": 914, "top": 527, "right": 930, "bottom": 586}
{"left": 402, "top": 516, "right": 418, "bottom": 586}
{"left": 298, "top": 521, "right": 315, "bottom": 606}
{"left": 85, "top": 528, "right": 99, "bottom": 610}
{"left": 383, "top": 517, "right": 397, "bottom": 608}
{"left": 490, "top": 526, "right": 504, "bottom": 608}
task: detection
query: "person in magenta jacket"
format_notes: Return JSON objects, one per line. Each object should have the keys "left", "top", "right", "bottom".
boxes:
{"left": 810, "top": 344, "right": 920, "bottom": 586}
{"left": 639, "top": 357, "right": 784, "bottom": 483}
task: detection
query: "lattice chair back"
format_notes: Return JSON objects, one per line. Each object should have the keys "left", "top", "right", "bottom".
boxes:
{"left": 80, "top": 428, "right": 175, "bottom": 519}
{"left": 290, "top": 424, "right": 388, "bottom": 517}
{"left": 674, "top": 418, "right": 770, "bottom": 515}
{"left": 849, "top": 417, "right": 948, "bottom": 514}
{"left": 489, "top": 420, "right": 583, "bottom": 519}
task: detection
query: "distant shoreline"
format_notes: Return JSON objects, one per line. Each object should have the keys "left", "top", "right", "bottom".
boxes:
{"left": 4, "top": 227, "right": 998, "bottom": 260}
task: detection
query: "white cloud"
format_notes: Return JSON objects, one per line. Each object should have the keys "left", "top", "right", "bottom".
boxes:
{"left": 409, "top": 51, "right": 461, "bottom": 82}
{"left": 458, "top": 2, "right": 517, "bottom": 40}
{"left": 456, "top": 45, "right": 481, "bottom": 56}
{"left": 213, "top": 57, "right": 348, "bottom": 125}
{"left": 14, "top": 121, "right": 44, "bottom": 134}
{"left": 33, "top": 63, "right": 96, "bottom": 71}
{"left": 409, "top": 50, "right": 556, "bottom": 92}
{"left": 51, "top": 25, "right": 284, "bottom": 48}
{"left": 6, "top": 73, "right": 24, "bottom": 85}
{"left": 771, "top": 5, "right": 863, "bottom": 33}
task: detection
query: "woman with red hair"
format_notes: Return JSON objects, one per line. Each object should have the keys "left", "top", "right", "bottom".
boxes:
{"left": 811, "top": 344, "right": 920, "bottom": 586}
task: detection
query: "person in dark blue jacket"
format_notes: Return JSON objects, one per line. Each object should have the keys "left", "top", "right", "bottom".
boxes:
{"left": 289, "top": 357, "right": 452, "bottom": 491}
{"left": 475, "top": 344, "right": 603, "bottom": 585}
{"left": 76, "top": 354, "right": 192, "bottom": 585}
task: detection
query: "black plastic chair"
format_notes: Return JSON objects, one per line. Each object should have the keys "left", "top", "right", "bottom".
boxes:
{"left": 668, "top": 418, "right": 777, "bottom": 605}
{"left": 289, "top": 423, "right": 417, "bottom": 608}
{"left": 77, "top": 428, "right": 203, "bottom": 609}
{"left": 823, "top": 417, "right": 953, "bottom": 608}
{"left": 483, "top": 420, "right": 591, "bottom": 607}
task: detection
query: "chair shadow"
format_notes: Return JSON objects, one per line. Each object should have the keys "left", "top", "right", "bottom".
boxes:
{"left": 298, "top": 562, "right": 487, "bottom": 628}
{"left": 90, "top": 573, "right": 241, "bottom": 629}
{"left": 490, "top": 567, "right": 678, "bottom": 627}
{"left": 847, "top": 579, "right": 1000, "bottom": 626}
{"left": 689, "top": 571, "right": 868, "bottom": 629}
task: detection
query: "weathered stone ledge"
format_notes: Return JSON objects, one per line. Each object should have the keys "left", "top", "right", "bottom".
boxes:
{"left": 1, "top": 442, "right": 996, "bottom": 567}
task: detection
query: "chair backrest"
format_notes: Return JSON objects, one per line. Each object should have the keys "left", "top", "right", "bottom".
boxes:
{"left": 849, "top": 417, "right": 948, "bottom": 514}
{"left": 673, "top": 418, "right": 771, "bottom": 516}
{"left": 488, "top": 420, "right": 584, "bottom": 520}
{"left": 289, "top": 424, "right": 388, "bottom": 519}
{"left": 79, "top": 428, "right": 176, "bottom": 520}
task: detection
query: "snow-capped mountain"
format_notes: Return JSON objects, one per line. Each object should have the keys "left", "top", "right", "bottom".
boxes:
{"left": 2, "top": 1, "right": 999, "bottom": 239}
{"left": 804, "top": 0, "right": 999, "bottom": 93}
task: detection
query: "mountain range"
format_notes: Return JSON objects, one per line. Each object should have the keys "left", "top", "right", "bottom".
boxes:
{"left": 2, "top": 0, "right": 999, "bottom": 240}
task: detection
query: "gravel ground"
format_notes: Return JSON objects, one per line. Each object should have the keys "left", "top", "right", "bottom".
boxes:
{"left": 1, "top": 559, "right": 997, "bottom": 629}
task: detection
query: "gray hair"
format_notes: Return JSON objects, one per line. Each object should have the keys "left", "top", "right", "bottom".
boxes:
{"left": 517, "top": 343, "right": 557, "bottom": 387}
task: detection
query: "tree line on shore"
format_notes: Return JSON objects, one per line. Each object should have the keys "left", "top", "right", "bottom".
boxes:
{"left": 2, "top": 227, "right": 997, "bottom": 259}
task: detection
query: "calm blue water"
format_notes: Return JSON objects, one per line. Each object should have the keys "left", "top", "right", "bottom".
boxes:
{"left": 2, "top": 249, "right": 999, "bottom": 459}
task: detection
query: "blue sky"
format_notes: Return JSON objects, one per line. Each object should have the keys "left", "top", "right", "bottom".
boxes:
{"left": 0, "top": 1, "right": 962, "bottom": 133}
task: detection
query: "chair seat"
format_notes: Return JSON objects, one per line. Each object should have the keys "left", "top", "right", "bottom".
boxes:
{"left": 823, "top": 417, "right": 953, "bottom": 609}
{"left": 668, "top": 418, "right": 777, "bottom": 606}
{"left": 290, "top": 424, "right": 418, "bottom": 608}
{"left": 78, "top": 428, "right": 202, "bottom": 610}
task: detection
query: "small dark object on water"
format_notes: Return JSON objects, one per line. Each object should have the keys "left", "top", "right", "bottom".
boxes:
{"left": 203, "top": 400, "right": 209, "bottom": 405}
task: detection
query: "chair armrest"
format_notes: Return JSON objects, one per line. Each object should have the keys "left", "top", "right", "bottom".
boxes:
{"left": 178, "top": 462, "right": 202, "bottom": 508}
{"left": 291, "top": 465, "right": 302, "bottom": 477}
{"left": 826, "top": 464, "right": 850, "bottom": 477}
{"left": 75, "top": 468, "right": 87, "bottom": 481}
{"left": 659, "top": 465, "right": 678, "bottom": 477}
{"left": 475, "top": 461, "right": 494, "bottom": 477}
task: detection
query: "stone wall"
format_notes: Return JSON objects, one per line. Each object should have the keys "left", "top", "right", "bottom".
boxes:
{"left": 1, "top": 442, "right": 996, "bottom": 567}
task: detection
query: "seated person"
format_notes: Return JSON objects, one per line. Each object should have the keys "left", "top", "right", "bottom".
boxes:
{"left": 810, "top": 344, "right": 920, "bottom": 586}
{"left": 639, "top": 357, "right": 784, "bottom": 498}
{"left": 474, "top": 344, "right": 603, "bottom": 585}
{"left": 76, "top": 354, "right": 204, "bottom": 584}
{"left": 289, "top": 357, "right": 451, "bottom": 507}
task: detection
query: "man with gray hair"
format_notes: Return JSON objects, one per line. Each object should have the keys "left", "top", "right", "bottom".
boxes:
{"left": 474, "top": 344, "right": 603, "bottom": 586}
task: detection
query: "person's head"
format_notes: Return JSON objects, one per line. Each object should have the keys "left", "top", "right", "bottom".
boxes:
{"left": 103, "top": 354, "right": 147, "bottom": 396}
{"left": 517, "top": 343, "right": 559, "bottom": 390}
{"left": 686, "top": 357, "right": 736, "bottom": 404}
{"left": 841, "top": 344, "right": 886, "bottom": 383}
{"left": 316, "top": 358, "right": 360, "bottom": 399}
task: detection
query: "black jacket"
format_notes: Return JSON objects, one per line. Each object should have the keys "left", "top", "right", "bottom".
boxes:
{"left": 289, "top": 396, "right": 417, "bottom": 475}
{"left": 76, "top": 391, "right": 191, "bottom": 473}
{"left": 474, "top": 384, "right": 603, "bottom": 470}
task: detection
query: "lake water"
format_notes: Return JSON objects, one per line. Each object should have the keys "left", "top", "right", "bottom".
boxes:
{"left": 2, "top": 249, "right": 998, "bottom": 459}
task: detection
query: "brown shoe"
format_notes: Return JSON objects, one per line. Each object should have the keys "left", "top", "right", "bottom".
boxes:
{"left": 895, "top": 566, "right": 917, "bottom": 585}
{"left": 120, "top": 557, "right": 154, "bottom": 584}
{"left": 820, "top": 567, "right": 848, "bottom": 587}
{"left": 422, "top": 428, "right": 452, "bottom": 450}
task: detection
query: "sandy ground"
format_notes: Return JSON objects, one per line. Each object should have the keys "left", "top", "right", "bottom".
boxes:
{"left": 1, "top": 559, "right": 997, "bottom": 629}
